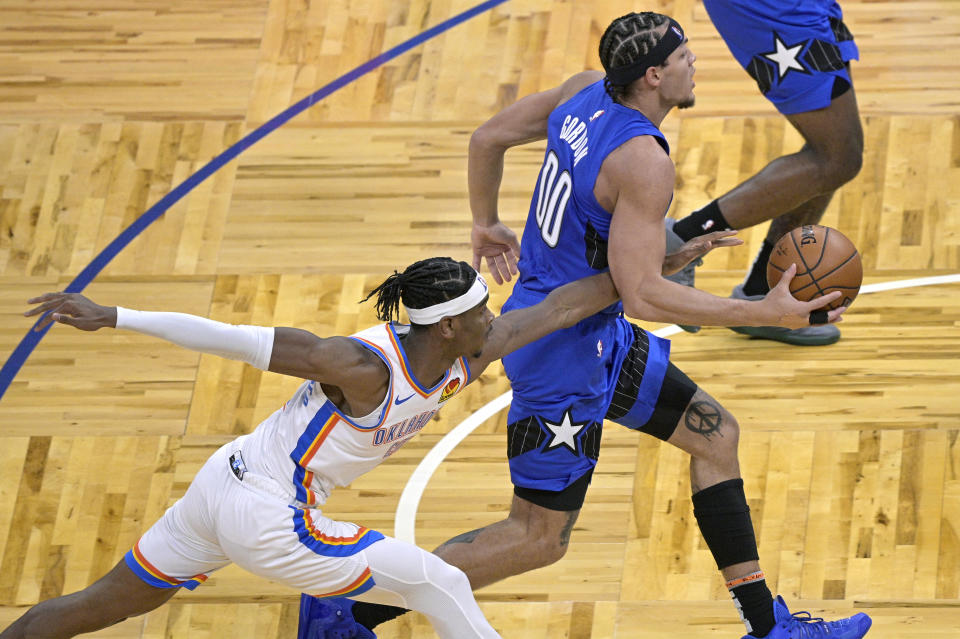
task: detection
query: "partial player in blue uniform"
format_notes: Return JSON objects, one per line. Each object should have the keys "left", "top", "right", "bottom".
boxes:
{"left": 325, "top": 12, "right": 864, "bottom": 639}
{"left": 667, "top": 0, "right": 863, "bottom": 346}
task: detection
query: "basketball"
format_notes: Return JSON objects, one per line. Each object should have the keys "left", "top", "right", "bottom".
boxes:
{"left": 766, "top": 225, "right": 862, "bottom": 311}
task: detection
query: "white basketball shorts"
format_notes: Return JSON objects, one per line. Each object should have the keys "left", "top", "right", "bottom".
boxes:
{"left": 123, "top": 442, "right": 384, "bottom": 597}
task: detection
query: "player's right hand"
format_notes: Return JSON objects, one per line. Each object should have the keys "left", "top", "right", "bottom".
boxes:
{"left": 762, "top": 264, "right": 847, "bottom": 329}
{"left": 471, "top": 221, "right": 520, "bottom": 285}
{"left": 24, "top": 292, "right": 118, "bottom": 332}
{"left": 662, "top": 229, "right": 742, "bottom": 275}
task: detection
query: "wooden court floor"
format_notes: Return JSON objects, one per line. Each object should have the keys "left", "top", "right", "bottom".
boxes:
{"left": 1, "top": 0, "right": 959, "bottom": 637}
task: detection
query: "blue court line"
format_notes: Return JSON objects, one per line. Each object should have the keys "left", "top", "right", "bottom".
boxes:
{"left": 0, "top": 0, "right": 508, "bottom": 402}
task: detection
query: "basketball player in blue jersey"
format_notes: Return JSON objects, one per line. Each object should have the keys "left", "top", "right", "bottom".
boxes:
{"left": 665, "top": 0, "right": 863, "bottom": 346}
{"left": 7, "top": 258, "right": 632, "bottom": 639}
{"left": 314, "top": 11, "right": 867, "bottom": 639}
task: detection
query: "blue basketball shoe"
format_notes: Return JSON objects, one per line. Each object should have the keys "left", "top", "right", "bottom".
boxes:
{"left": 748, "top": 596, "right": 872, "bottom": 639}
{"left": 298, "top": 595, "right": 376, "bottom": 639}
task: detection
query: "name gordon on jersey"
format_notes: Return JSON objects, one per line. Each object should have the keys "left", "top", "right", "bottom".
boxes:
{"left": 372, "top": 409, "right": 438, "bottom": 447}
{"left": 559, "top": 114, "right": 590, "bottom": 167}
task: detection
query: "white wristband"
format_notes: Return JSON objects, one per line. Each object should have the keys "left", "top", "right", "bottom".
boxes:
{"left": 115, "top": 307, "right": 275, "bottom": 370}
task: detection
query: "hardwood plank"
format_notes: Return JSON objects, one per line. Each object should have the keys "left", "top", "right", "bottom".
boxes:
{"left": 0, "top": 1, "right": 958, "bottom": 636}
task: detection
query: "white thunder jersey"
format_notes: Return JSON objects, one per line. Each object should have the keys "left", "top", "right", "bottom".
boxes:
{"left": 239, "top": 322, "right": 470, "bottom": 507}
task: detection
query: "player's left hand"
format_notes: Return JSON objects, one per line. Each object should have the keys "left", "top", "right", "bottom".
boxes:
{"left": 24, "top": 292, "right": 118, "bottom": 332}
{"left": 471, "top": 222, "right": 520, "bottom": 285}
{"left": 662, "top": 230, "right": 742, "bottom": 276}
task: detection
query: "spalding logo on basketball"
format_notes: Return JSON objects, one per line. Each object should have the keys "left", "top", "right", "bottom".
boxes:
{"left": 766, "top": 225, "right": 862, "bottom": 311}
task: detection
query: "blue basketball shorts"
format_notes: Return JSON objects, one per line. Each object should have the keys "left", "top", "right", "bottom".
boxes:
{"left": 703, "top": 0, "right": 859, "bottom": 114}
{"left": 501, "top": 301, "right": 696, "bottom": 504}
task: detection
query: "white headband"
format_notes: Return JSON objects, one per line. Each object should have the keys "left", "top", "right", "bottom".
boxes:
{"left": 404, "top": 273, "right": 489, "bottom": 325}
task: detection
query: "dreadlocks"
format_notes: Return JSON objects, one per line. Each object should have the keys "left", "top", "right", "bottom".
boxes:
{"left": 361, "top": 257, "right": 478, "bottom": 324}
{"left": 599, "top": 12, "right": 670, "bottom": 103}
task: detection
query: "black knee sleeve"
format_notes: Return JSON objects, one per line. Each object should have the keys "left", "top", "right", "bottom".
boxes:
{"left": 691, "top": 478, "right": 760, "bottom": 570}
{"left": 351, "top": 602, "right": 408, "bottom": 630}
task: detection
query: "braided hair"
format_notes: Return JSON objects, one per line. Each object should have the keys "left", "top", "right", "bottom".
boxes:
{"left": 598, "top": 12, "right": 670, "bottom": 103}
{"left": 361, "top": 257, "right": 477, "bottom": 325}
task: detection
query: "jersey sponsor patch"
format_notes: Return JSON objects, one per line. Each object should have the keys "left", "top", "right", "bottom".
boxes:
{"left": 439, "top": 377, "right": 461, "bottom": 403}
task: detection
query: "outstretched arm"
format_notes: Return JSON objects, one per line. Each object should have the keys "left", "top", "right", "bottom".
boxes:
{"left": 24, "top": 293, "right": 387, "bottom": 399}
{"left": 469, "top": 71, "right": 603, "bottom": 284}
{"left": 466, "top": 271, "right": 618, "bottom": 376}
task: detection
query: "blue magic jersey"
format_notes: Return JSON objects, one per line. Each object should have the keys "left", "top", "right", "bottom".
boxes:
{"left": 501, "top": 80, "right": 673, "bottom": 492}
{"left": 513, "top": 80, "right": 669, "bottom": 309}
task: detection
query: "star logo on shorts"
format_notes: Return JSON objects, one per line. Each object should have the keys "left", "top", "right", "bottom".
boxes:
{"left": 543, "top": 410, "right": 587, "bottom": 455}
{"left": 762, "top": 33, "right": 809, "bottom": 79}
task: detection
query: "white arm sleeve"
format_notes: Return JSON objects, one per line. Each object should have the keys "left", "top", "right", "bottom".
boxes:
{"left": 115, "top": 307, "right": 275, "bottom": 370}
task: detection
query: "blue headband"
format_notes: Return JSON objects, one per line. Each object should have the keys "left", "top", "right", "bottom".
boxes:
{"left": 604, "top": 18, "right": 685, "bottom": 86}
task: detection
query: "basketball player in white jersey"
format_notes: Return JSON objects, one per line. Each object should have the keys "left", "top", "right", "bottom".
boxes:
{"left": 5, "top": 257, "right": 626, "bottom": 638}
{"left": 13, "top": 253, "right": 773, "bottom": 639}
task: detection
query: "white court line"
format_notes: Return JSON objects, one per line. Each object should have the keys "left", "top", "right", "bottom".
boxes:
{"left": 860, "top": 273, "right": 960, "bottom": 293}
{"left": 394, "top": 273, "right": 960, "bottom": 544}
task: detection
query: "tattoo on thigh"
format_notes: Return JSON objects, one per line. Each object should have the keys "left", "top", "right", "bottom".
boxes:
{"left": 559, "top": 511, "right": 578, "bottom": 546}
{"left": 684, "top": 400, "right": 723, "bottom": 440}
{"left": 437, "top": 528, "right": 484, "bottom": 549}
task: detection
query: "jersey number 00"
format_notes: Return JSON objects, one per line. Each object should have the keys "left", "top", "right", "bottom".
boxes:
{"left": 535, "top": 150, "right": 571, "bottom": 248}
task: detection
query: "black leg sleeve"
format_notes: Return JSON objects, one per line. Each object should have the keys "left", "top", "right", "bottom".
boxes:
{"left": 691, "top": 478, "right": 760, "bottom": 569}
